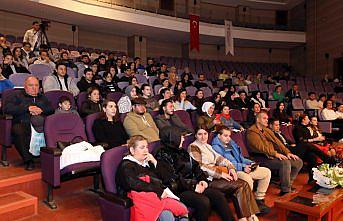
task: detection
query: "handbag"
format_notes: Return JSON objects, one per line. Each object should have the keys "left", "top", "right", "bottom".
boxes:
{"left": 56, "top": 136, "right": 85, "bottom": 150}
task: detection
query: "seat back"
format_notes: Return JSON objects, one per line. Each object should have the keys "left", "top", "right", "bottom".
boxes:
{"left": 201, "top": 87, "right": 212, "bottom": 98}
{"left": 101, "top": 146, "right": 128, "bottom": 193}
{"left": 231, "top": 131, "right": 249, "bottom": 157}
{"left": 135, "top": 74, "right": 148, "bottom": 84}
{"left": 44, "top": 90, "right": 75, "bottom": 110}
{"left": 185, "top": 86, "right": 197, "bottom": 97}
{"left": 174, "top": 110, "right": 193, "bottom": 129}
{"left": 106, "top": 92, "right": 123, "bottom": 103}
{"left": 85, "top": 112, "right": 102, "bottom": 143}
{"left": 44, "top": 113, "right": 87, "bottom": 148}
{"left": 287, "top": 124, "right": 295, "bottom": 143}
{"left": 28, "top": 64, "right": 53, "bottom": 80}
{"left": 148, "top": 140, "right": 161, "bottom": 153}
{"left": 292, "top": 98, "right": 304, "bottom": 110}
{"left": 77, "top": 92, "right": 88, "bottom": 110}
{"left": 118, "top": 82, "right": 129, "bottom": 90}
{"left": 9, "top": 73, "right": 30, "bottom": 87}
{"left": 230, "top": 109, "right": 243, "bottom": 123}
{"left": 154, "top": 84, "right": 162, "bottom": 95}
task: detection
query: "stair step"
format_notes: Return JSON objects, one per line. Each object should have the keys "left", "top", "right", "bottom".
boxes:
{"left": 0, "top": 191, "right": 37, "bottom": 221}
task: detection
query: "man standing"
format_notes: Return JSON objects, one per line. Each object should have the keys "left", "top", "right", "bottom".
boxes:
{"left": 23, "top": 21, "right": 41, "bottom": 51}
{"left": 155, "top": 99, "right": 194, "bottom": 134}
{"left": 4, "top": 76, "right": 53, "bottom": 170}
{"left": 246, "top": 111, "right": 303, "bottom": 196}
{"left": 123, "top": 97, "right": 159, "bottom": 142}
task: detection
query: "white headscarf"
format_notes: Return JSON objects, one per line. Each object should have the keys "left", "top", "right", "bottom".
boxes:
{"left": 201, "top": 102, "right": 215, "bottom": 117}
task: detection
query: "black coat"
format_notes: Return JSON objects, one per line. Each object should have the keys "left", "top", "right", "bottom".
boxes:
{"left": 154, "top": 127, "right": 208, "bottom": 193}
{"left": 116, "top": 159, "right": 166, "bottom": 197}
{"left": 80, "top": 100, "right": 102, "bottom": 117}
{"left": 92, "top": 118, "right": 128, "bottom": 148}
{"left": 77, "top": 77, "right": 99, "bottom": 93}
{"left": 4, "top": 90, "right": 53, "bottom": 124}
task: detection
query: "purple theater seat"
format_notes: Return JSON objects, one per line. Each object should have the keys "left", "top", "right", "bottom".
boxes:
{"left": 99, "top": 146, "right": 132, "bottom": 221}
{"left": 44, "top": 90, "right": 75, "bottom": 110}
{"left": 201, "top": 87, "right": 212, "bottom": 98}
{"left": 85, "top": 112, "right": 102, "bottom": 143}
{"left": 28, "top": 64, "right": 53, "bottom": 80}
{"left": 231, "top": 131, "right": 249, "bottom": 157}
{"left": 230, "top": 109, "right": 243, "bottom": 123}
{"left": 77, "top": 92, "right": 88, "bottom": 110}
{"left": 40, "top": 113, "right": 100, "bottom": 209}
{"left": 106, "top": 92, "right": 123, "bottom": 103}
{"left": 8, "top": 73, "right": 31, "bottom": 88}
{"left": 174, "top": 110, "right": 194, "bottom": 129}
{"left": 185, "top": 86, "right": 197, "bottom": 97}
{"left": 118, "top": 82, "right": 129, "bottom": 90}
{"left": 148, "top": 140, "right": 161, "bottom": 153}
{"left": 154, "top": 84, "right": 162, "bottom": 95}
{"left": 280, "top": 124, "right": 292, "bottom": 143}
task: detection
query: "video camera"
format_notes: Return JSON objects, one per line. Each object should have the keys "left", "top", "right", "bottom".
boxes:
{"left": 39, "top": 20, "right": 51, "bottom": 32}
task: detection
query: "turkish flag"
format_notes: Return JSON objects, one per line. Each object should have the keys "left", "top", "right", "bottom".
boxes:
{"left": 189, "top": 14, "right": 199, "bottom": 52}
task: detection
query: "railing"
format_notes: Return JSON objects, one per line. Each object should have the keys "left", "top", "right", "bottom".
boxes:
{"left": 76, "top": 0, "right": 305, "bottom": 31}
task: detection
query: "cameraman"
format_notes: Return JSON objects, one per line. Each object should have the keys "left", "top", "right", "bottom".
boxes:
{"left": 23, "top": 21, "right": 40, "bottom": 51}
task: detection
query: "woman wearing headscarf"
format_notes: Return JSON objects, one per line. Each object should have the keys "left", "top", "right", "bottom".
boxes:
{"left": 117, "top": 85, "right": 139, "bottom": 114}
{"left": 196, "top": 102, "right": 221, "bottom": 131}
{"left": 155, "top": 126, "right": 234, "bottom": 221}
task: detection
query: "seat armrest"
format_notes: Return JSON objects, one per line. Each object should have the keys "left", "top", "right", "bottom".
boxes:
{"left": 41, "top": 147, "right": 62, "bottom": 156}
{"left": 99, "top": 191, "right": 133, "bottom": 208}
{"left": 0, "top": 114, "right": 13, "bottom": 120}
{"left": 92, "top": 142, "right": 109, "bottom": 150}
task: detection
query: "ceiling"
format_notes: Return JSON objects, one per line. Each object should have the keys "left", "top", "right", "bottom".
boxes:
{"left": 0, "top": 0, "right": 304, "bottom": 48}
{"left": 201, "top": 0, "right": 305, "bottom": 10}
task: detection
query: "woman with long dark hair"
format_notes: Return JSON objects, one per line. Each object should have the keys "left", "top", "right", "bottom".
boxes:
{"left": 272, "top": 101, "right": 291, "bottom": 123}
{"left": 92, "top": 99, "right": 128, "bottom": 148}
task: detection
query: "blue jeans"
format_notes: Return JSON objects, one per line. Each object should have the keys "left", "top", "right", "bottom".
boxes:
{"left": 158, "top": 210, "right": 175, "bottom": 221}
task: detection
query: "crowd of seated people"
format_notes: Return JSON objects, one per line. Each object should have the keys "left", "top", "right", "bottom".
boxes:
{"left": 1, "top": 29, "right": 343, "bottom": 221}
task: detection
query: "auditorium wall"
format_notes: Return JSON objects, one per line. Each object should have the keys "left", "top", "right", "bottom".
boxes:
{"left": 306, "top": 0, "right": 343, "bottom": 78}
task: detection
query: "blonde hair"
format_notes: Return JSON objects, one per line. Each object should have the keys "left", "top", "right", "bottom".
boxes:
{"left": 127, "top": 135, "right": 148, "bottom": 149}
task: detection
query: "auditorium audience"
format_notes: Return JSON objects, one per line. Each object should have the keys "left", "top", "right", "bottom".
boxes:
{"left": 92, "top": 99, "right": 128, "bottom": 148}
{"left": 33, "top": 50, "right": 55, "bottom": 70}
{"left": 272, "top": 101, "right": 291, "bottom": 124}
{"left": 4, "top": 76, "right": 53, "bottom": 170}
{"left": 318, "top": 94, "right": 327, "bottom": 109}
{"left": 155, "top": 126, "right": 234, "bottom": 221}
{"left": 250, "top": 91, "right": 268, "bottom": 110}
{"left": 153, "top": 72, "right": 167, "bottom": 89}
{"left": 181, "top": 67, "right": 193, "bottom": 81}
{"left": 272, "top": 85, "right": 285, "bottom": 102}
{"left": 173, "top": 81, "right": 184, "bottom": 95}
{"left": 321, "top": 99, "right": 343, "bottom": 120}
{"left": 43, "top": 62, "right": 79, "bottom": 96}
{"left": 21, "top": 42, "right": 35, "bottom": 64}
{"left": 0, "top": 36, "right": 11, "bottom": 56}
{"left": 218, "top": 68, "right": 230, "bottom": 81}
{"left": 211, "top": 93, "right": 225, "bottom": 112}
{"left": 285, "top": 84, "right": 301, "bottom": 102}
{"left": 194, "top": 73, "right": 210, "bottom": 89}
{"left": 158, "top": 88, "right": 172, "bottom": 105}
{"left": 80, "top": 86, "right": 102, "bottom": 118}
{"left": 119, "top": 67, "right": 132, "bottom": 82}
{"left": 155, "top": 99, "right": 193, "bottom": 134}
{"left": 12, "top": 47, "right": 29, "bottom": 70}
{"left": 0, "top": 65, "right": 14, "bottom": 93}
{"left": 77, "top": 68, "right": 98, "bottom": 93}
{"left": 215, "top": 105, "right": 244, "bottom": 130}
{"left": 2, "top": 53, "right": 22, "bottom": 78}
{"left": 268, "top": 118, "right": 296, "bottom": 149}
{"left": 116, "top": 135, "right": 188, "bottom": 221}
{"left": 292, "top": 114, "right": 336, "bottom": 183}
{"left": 197, "top": 102, "right": 221, "bottom": 131}
{"left": 168, "top": 66, "right": 177, "bottom": 86}
{"left": 158, "top": 78, "right": 172, "bottom": 94}
{"left": 192, "top": 89, "right": 205, "bottom": 111}
{"left": 246, "top": 103, "right": 261, "bottom": 127}
{"left": 140, "top": 84, "right": 158, "bottom": 112}
{"left": 305, "top": 92, "right": 321, "bottom": 110}
{"left": 117, "top": 85, "right": 138, "bottom": 114}
{"left": 23, "top": 21, "right": 40, "bottom": 50}
{"left": 54, "top": 96, "right": 79, "bottom": 116}
{"left": 123, "top": 97, "right": 159, "bottom": 142}
{"left": 173, "top": 89, "right": 196, "bottom": 111}
{"left": 181, "top": 72, "right": 193, "bottom": 88}
{"left": 246, "top": 111, "right": 303, "bottom": 196}
{"left": 189, "top": 127, "right": 260, "bottom": 221}
{"left": 234, "top": 90, "right": 249, "bottom": 109}
{"left": 100, "top": 72, "right": 121, "bottom": 97}
{"left": 211, "top": 125, "right": 271, "bottom": 214}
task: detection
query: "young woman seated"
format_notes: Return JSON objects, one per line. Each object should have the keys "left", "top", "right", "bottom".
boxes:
{"left": 92, "top": 99, "right": 128, "bottom": 148}
{"left": 215, "top": 105, "right": 244, "bottom": 131}
{"left": 173, "top": 89, "right": 196, "bottom": 111}
{"left": 197, "top": 102, "right": 221, "bottom": 131}
{"left": 80, "top": 86, "right": 102, "bottom": 118}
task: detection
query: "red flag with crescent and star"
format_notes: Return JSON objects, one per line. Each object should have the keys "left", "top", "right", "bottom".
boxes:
{"left": 189, "top": 14, "right": 199, "bottom": 52}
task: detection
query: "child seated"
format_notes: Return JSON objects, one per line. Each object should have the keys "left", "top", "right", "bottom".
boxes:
{"left": 55, "top": 96, "right": 79, "bottom": 116}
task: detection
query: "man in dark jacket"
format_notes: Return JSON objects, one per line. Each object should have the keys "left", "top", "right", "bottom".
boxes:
{"left": 4, "top": 76, "right": 53, "bottom": 170}
{"left": 155, "top": 99, "right": 193, "bottom": 134}
{"left": 77, "top": 68, "right": 98, "bottom": 92}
